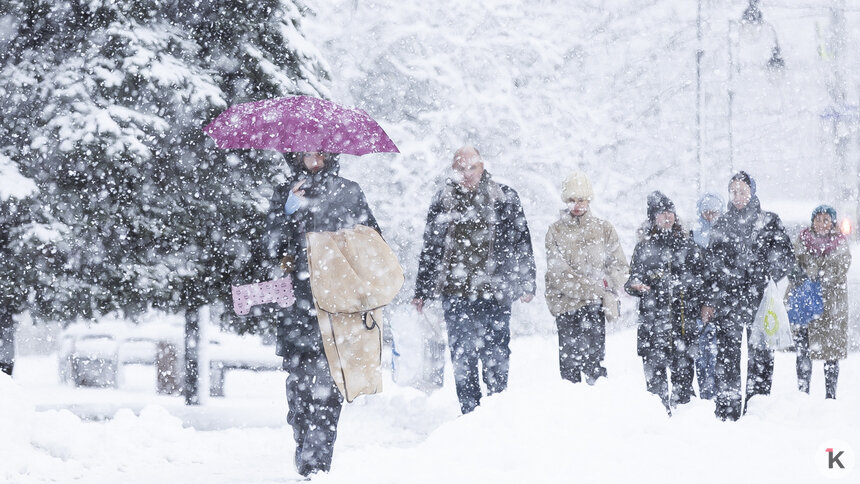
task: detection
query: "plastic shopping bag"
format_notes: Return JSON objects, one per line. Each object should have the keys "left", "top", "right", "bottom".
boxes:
{"left": 389, "top": 304, "right": 446, "bottom": 393}
{"left": 750, "top": 278, "right": 793, "bottom": 350}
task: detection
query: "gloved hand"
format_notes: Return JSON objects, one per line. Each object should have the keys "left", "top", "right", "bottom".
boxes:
{"left": 283, "top": 190, "right": 305, "bottom": 215}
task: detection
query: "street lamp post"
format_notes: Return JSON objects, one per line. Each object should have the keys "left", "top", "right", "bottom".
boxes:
{"left": 727, "top": 19, "right": 736, "bottom": 174}
{"left": 726, "top": 2, "right": 784, "bottom": 175}
{"left": 696, "top": 0, "right": 703, "bottom": 197}
{"left": 742, "top": 0, "right": 763, "bottom": 25}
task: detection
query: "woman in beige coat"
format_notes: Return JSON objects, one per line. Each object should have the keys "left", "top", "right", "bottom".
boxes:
{"left": 545, "top": 172, "right": 629, "bottom": 384}
{"left": 793, "top": 205, "right": 851, "bottom": 399}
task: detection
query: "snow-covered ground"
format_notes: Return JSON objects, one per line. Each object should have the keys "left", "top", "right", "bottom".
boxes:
{"left": 3, "top": 326, "right": 857, "bottom": 483}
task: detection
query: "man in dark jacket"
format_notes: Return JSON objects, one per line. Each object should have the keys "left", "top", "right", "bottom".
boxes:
{"left": 625, "top": 192, "right": 702, "bottom": 414}
{"left": 264, "top": 151, "right": 380, "bottom": 477}
{"left": 412, "top": 146, "right": 536, "bottom": 414}
{"left": 700, "top": 172, "right": 796, "bottom": 421}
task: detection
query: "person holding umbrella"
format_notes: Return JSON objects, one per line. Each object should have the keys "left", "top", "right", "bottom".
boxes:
{"left": 266, "top": 151, "right": 380, "bottom": 477}
{"left": 205, "top": 95, "right": 398, "bottom": 478}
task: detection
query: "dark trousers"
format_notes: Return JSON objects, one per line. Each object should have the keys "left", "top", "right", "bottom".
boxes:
{"left": 643, "top": 357, "right": 670, "bottom": 411}
{"left": 0, "top": 362, "right": 12, "bottom": 376}
{"left": 283, "top": 350, "right": 343, "bottom": 476}
{"left": 794, "top": 326, "right": 840, "bottom": 399}
{"left": 695, "top": 319, "right": 717, "bottom": 400}
{"left": 642, "top": 339, "right": 696, "bottom": 410}
{"left": 442, "top": 295, "right": 512, "bottom": 414}
{"left": 713, "top": 308, "right": 774, "bottom": 421}
{"left": 640, "top": 324, "right": 698, "bottom": 410}
{"left": 556, "top": 305, "right": 607, "bottom": 384}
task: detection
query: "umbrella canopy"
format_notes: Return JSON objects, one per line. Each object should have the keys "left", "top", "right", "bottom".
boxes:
{"left": 203, "top": 95, "right": 399, "bottom": 155}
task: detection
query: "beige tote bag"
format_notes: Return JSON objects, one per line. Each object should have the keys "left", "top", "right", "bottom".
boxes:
{"left": 306, "top": 224, "right": 404, "bottom": 402}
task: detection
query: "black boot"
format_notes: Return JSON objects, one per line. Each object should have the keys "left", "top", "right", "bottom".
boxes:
{"left": 794, "top": 327, "right": 811, "bottom": 393}
{"left": 671, "top": 391, "right": 692, "bottom": 407}
{"left": 824, "top": 360, "right": 839, "bottom": 399}
{"left": 796, "top": 354, "right": 811, "bottom": 393}
{"left": 716, "top": 394, "right": 742, "bottom": 421}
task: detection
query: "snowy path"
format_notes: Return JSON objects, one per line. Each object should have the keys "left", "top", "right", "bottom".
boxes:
{"left": 3, "top": 328, "right": 857, "bottom": 483}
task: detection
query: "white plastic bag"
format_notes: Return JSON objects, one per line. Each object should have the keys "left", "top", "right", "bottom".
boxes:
{"left": 389, "top": 304, "right": 446, "bottom": 393}
{"left": 750, "top": 278, "right": 793, "bottom": 350}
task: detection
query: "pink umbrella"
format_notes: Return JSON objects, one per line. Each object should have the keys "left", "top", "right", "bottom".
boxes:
{"left": 203, "top": 95, "right": 399, "bottom": 155}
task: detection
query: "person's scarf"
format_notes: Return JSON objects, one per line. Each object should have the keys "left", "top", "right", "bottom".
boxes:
{"left": 799, "top": 227, "right": 846, "bottom": 256}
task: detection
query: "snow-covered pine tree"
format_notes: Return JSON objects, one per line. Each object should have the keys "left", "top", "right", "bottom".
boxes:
{"left": 0, "top": 0, "right": 329, "bottom": 331}
{"left": 0, "top": 152, "right": 39, "bottom": 318}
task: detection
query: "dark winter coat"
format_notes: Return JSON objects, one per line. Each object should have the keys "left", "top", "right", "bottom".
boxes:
{"left": 414, "top": 172, "right": 536, "bottom": 305}
{"left": 264, "top": 158, "right": 380, "bottom": 356}
{"left": 625, "top": 225, "right": 703, "bottom": 363}
{"left": 701, "top": 196, "right": 796, "bottom": 313}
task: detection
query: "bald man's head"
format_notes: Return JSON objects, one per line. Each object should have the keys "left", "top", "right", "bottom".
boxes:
{"left": 452, "top": 146, "right": 484, "bottom": 190}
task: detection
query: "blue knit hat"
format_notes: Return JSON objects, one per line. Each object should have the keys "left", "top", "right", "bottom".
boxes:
{"left": 697, "top": 193, "right": 724, "bottom": 216}
{"left": 811, "top": 205, "right": 837, "bottom": 224}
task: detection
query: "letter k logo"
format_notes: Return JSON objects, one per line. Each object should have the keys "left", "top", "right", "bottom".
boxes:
{"left": 827, "top": 448, "right": 845, "bottom": 469}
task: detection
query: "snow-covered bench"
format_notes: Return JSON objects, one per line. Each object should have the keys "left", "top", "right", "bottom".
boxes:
{"left": 58, "top": 316, "right": 282, "bottom": 396}
{"left": 207, "top": 333, "right": 282, "bottom": 397}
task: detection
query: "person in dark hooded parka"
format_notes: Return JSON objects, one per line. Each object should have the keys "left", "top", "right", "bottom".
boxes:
{"left": 699, "top": 172, "right": 797, "bottom": 421}
{"left": 625, "top": 191, "right": 702, "bottom": 413}
{"left": 264, "top": 151, "right": 380, "bottom": 477}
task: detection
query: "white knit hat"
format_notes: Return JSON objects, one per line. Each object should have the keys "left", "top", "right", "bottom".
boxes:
{"left": 561, "top": 172, "right": 593, "bottom": 201}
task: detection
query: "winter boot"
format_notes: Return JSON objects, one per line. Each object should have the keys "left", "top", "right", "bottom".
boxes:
{"left": 716, "top": 402, "right": 740, "bottom": 422}
{"left": 671, "top": 392, "right": 692, "bottom": 407}
{"left": 824, "top": 360, "right": 839, "bottom": 400}
{"left": 794, "top": 326, "right": 811, "bottom": 394}
{"left": 796, "top": 355, "right": 811, "bottom": 394}
{"left": 718, "top": 393, "right": 742, "bottom": 421}
{"left": 659, "top": 394, "right": 672, "bottom": 416}
{"left": 585, "top": 366, "right": 607, "bottom": 385}
{"left": 560, "top": 365, "right": 582, "bottom": 384}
